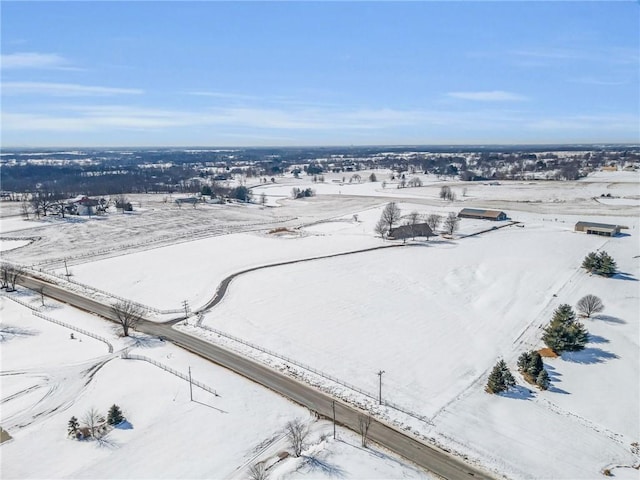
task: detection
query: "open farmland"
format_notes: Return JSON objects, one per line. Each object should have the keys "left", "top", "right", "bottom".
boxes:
{"left": 1, "top": 170, "right": 639, "bottom": 479}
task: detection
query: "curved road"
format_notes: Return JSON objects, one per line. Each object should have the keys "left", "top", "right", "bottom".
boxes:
{"left": 16, "top": 273, "right": 496, "bottom": 480}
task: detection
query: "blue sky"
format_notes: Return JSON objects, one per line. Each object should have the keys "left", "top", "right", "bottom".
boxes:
{"left": 1, "top": 1, "right": 639, "bottom": 147}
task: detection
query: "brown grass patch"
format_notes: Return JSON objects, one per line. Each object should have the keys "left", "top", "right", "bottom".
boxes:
{"left": 538, "top": 347, "right": 559, "bottom": 358}
{"left": 268, "top": 227, "right": 293, "bottom": 234}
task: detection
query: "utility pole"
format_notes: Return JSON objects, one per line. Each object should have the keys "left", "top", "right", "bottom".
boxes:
{"left": 64, "top": 260, "right": 70, "bottom": 278}
{"left": 332, "top": 400, "right": 336, "bottom": 439}
{"left": 188, "top": 366, "right": 193, "bottom": 401}
{"left": 182, "top": 300, "right": 190, "bottom": 319}
{"left": 377, "top": 370, "right": 385, "bottom": 405}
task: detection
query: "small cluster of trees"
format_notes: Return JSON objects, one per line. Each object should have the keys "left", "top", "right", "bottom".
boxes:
{"left": 582, "top": 251, "right": 617, "bottom": 277}
{"left": 67, "top": 404, "right": 125, "bottom": 440}
{"left": 439, "top": 185, "right": 456, "bottom": 201}
{"left": 291, "top": 187, "right": 315, "bottom": 199}
{"left": 517, "top": 350, "right": 550, "bottom": 390}
{"left": 542, "top": 304, "right": 589, "bottom": 354}
{"left": 374, "top": 203, "right": 459, "bottom": 238}
{"left": 0, "top": 264, "right": 23, "bottom": 292}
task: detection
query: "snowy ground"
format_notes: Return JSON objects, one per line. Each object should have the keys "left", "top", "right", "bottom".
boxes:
{"left": 1, "top": 170, "right": 639, "bottom": 478}
{"left": 0, "top": 295, "right": 432, "bottom": 479}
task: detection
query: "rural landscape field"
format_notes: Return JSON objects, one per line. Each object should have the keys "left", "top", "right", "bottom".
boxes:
{"left": 1, "top": 150, "right": 638, "bottom": 479}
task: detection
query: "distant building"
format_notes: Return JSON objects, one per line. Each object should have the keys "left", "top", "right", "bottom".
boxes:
{"left": 457, "top": 208, "right": 507, "bottom": 221}
{"left": 574, "top": 222, "right": 626, "bottom": 237}
{"left": 67, "top": 195, "right": 99, "bottom": 216}
{"left": 388, "top": 223, "right": 435, "bottom": 240}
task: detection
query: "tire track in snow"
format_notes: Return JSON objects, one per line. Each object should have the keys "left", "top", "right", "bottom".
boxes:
{"left": 0, "top": 355, "right": 116, "bottom": 431}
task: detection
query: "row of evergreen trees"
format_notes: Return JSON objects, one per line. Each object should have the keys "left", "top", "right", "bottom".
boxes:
{"left": 486, "top": 248, "right": 609, "bottom": 395}
{"left": 487, "top": 304, "right": 590, "bottom": 394}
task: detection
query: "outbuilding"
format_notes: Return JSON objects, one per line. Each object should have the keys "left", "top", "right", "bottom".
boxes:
{"left": 574, "top": 222, "right": 625, "bottom": 237}
{"left": 388, "top": 223, "right": 435, "bottom": 240}
{"left": 457, "top": 208, "right": 507, "bottom": 221}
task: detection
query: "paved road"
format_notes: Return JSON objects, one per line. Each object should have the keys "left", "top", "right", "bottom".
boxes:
{"left": 15, "top": 273, "right": 496, "bottom": 480}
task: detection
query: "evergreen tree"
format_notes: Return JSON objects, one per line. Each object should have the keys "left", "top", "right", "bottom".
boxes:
{"left": 68, "top": 416, "right": 79, "bottom": 437}
{"left": 543, "top": 308, "right": 589, "bottom": 354}
{"left": 536, "top": 369, "right": 550, "bottom": 390}
{"left": 527, "top": 351, "right": 544, "bottom": 377}
{"left": 581, "top": 252, "right": 598, "bottom": 272}
{"left": 517, "top": 351, "right": 532, "bottom": 372}
{"left": 486, "top": 359, "right": 516, "bottom": 394}
{"left": 595, "top": 251, "right": 617, "bottom": 277}
{"left": 107, "top": 404, "right": 124, "bottom": 426}
{"left": 552, "top": 304, "right": 576, "bottom": 325}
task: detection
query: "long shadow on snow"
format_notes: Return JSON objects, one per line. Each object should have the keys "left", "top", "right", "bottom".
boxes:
{"left": 501, "top": 385, "right": 535, "bottom": 400}
{"left": 561, "top": 347, "right": 618, "bottom": 365}
{"left": 593, "top": 314, "right": 626, "bottom": 325}
{"left": 543, "top": 364, "right": 570, "bottom": 395}
{"left": 302, "top": 455, "right": 346, "bottom": 478}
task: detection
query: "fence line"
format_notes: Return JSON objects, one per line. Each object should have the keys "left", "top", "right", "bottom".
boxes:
{"left": 197, "top": 324, "right": 431, "bottom": 425}
{"left": 121, "top": 353, "right": 218, "bottom": 397}
{"left": 31, "top": 311, "right": 114, "bottom": 353}
{"left": 0, "top": 291, "right": 43, "bottom": 312}
{"left": 31, "top": 217, "right": 297, "bottom": 270}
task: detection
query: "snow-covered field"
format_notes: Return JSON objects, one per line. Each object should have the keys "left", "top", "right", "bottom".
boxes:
{"left": 1, "top": 170, "right": 639, "bottom": 478}
{"left": 0, "top": 295, "right": 432, "bottom": 479}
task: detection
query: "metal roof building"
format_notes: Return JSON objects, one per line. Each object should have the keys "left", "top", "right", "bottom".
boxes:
{"left": 574, "top": 222, "right": 625, "bottom": 237}
{"left": 457, "top": 208, "right": 508, "bottom": 221}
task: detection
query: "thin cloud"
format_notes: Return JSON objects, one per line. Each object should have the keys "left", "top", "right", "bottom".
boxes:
{"left": 1, "top": 52, "right": 72, "bottom": 69}
{"left": 447, "top": 91, "right": 528, "bottom": 102}
{"left": 2, "top": 82, "right": 144, "bottom": 96}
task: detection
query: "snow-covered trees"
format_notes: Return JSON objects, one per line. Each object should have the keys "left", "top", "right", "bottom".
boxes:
{"left": 486, "top": 359, "right": 516, "bottom": 394}
{"left": 576, "top": 294, "right": 604, "bottom": 318}
{"left": 542, "top": 304, "right": 589, "bottom": 354}
{"left": 582, "top": 251, "right": 617, "bottom": 277}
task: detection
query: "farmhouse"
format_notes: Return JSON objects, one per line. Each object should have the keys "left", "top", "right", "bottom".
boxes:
{"left": 66, "top": 195, "right": 99, "bottom": 216}
{"left": 574, "top": 221, "right": 626, "bottom": 237}
{"left": 388, "top": 223, "right": 434, "bottom": 240}
{"left": 457, "top": 208, "right": 507, "bottom": 221}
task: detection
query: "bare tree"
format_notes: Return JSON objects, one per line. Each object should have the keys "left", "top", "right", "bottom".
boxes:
{"left": 248, "top": 463, "right": 268, "bottom": 480}
{"left": 112, "top": 300, "right": 144, "bottom": 337}
{"left": 439, "top": 186, "right": 456, "bottom": 201}
{"left": 1, "top": 264, "right": 23, "bottom": 292}
{"left": 374, "top": 218, "right": 388, "bottom": 238}
{"left": 426, "top": 213, "right": 441, "bottom": 232}
{"left": 285, "top": 419, "right": 308, "bottom": 457}
{"left": 358, "top": 414, "right": 372, "bottom": 447}
{"left": 576, "top": 294, "right": 604, "bottom": 318}
{"left": 20, "top": 200, "right": 30, "bottom": 220}
{"left": 83, "top": 407, "right": 104, "bottom": 439}
{"left": 443, "top": 212, "right": 460, "bottom": 236}
{"left": 407, "top": 211, "right": 420, "bottom": 239}
{"left": 381, "top": 202, "right": 401, "bottom": 232}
